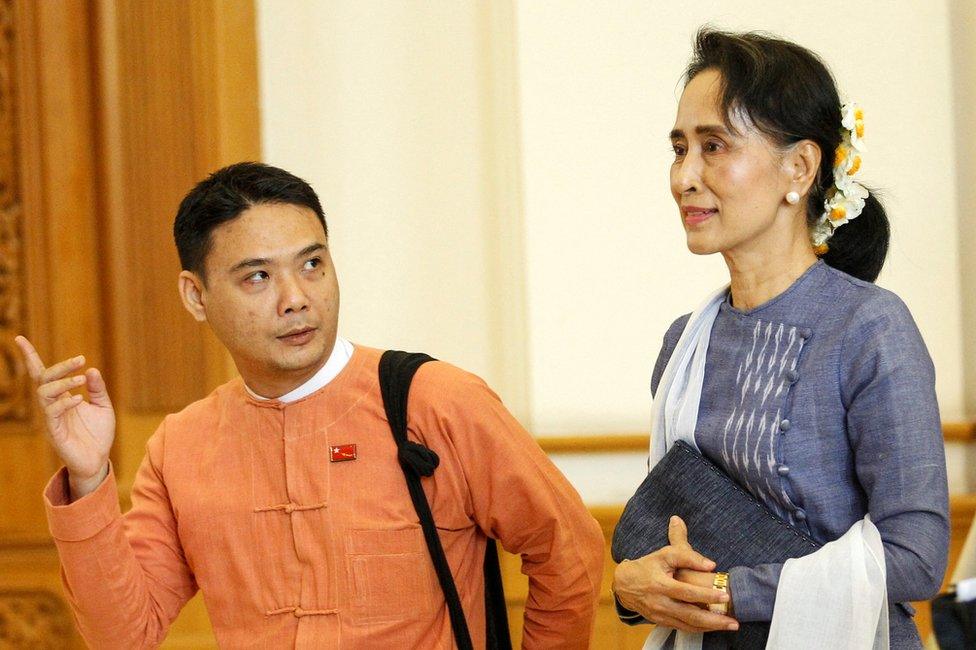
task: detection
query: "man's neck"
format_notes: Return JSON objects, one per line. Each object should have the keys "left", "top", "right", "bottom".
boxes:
{"left": 244, "top": 337, "right": 353, "bottom": 402}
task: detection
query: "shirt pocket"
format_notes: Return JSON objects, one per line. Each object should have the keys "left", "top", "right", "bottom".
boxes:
{"left": 345, "top": 527, "right": 437, "bottom": 626}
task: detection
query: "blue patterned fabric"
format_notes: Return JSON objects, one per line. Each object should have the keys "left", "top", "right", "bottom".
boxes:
{"left": 650, "top": 261, "right": 949, "bottom": 648}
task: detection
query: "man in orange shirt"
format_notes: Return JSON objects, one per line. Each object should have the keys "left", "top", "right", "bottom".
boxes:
{"left": 16, "top": 162, "right": 604, "bottom": 649}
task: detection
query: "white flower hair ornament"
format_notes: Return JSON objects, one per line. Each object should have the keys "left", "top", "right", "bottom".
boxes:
{"left": 811, "top": 102, "right": 867, "bottom": 255}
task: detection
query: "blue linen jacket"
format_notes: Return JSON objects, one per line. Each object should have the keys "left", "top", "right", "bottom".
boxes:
{"left": 636, "top": 261, "right": 949, "bottom": 648}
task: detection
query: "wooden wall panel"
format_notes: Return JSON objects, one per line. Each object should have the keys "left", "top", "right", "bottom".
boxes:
{"left": 0, "top": 0, "right": 104, "bottom": 543}
{"left": 94, "top": 0, "right": 260, "bottom": 491}
{"left": 2, "top": 0, "right": 258, "bottom": 646}
{"left": 1, "top": 0, "right": 102, "bottom": 646}
{"left": 97, "top": 0, "right": 261, "bottom": 407}
{"left": 102, "top": 0, "right": 207, "bottom": 413}
{"left": 0, "top": 0, "right": 27, "bottom": 425}
{"left": 0, "top": 547, "right": 83, "bottom": 648}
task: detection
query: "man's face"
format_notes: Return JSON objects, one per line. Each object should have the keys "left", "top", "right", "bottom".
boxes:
{"left": 185, "top": 203, "right": 339, "bottom": 396}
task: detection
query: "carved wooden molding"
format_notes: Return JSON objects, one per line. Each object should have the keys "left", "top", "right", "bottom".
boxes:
{"left": 0, "top": 590, "right": 72, "bottom": 648}
{"left": 0, "top": 0, "right": 26, "bottom": 422}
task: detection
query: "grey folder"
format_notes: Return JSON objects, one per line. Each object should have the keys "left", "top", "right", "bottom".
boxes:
{"left": 611, "top": 441, "right": 821, "bottom": 649}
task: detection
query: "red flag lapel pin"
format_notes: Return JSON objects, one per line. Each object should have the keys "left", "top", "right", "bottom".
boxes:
{"left": 330, "top": 443, "right": 357, "bottom": 462}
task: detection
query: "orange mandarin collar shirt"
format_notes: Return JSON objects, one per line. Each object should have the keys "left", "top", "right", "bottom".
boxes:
{"left": 44, "top": 345, "right": 604, "bottom": 649}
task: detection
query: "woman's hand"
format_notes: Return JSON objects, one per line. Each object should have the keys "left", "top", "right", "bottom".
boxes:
{"left": 674, "top": 568, "right": 734, "bottom": 617}
{"left": 612, "top": 516, "right": 739, "bottom": 633}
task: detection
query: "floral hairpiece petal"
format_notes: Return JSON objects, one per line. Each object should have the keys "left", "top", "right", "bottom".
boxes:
{"left": 813, "top": 101, "right": 868, "bottom": 252}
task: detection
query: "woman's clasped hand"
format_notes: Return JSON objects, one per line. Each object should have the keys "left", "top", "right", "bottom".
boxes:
{"left": 613, "top": 516, "right": 738, "bottom": 633}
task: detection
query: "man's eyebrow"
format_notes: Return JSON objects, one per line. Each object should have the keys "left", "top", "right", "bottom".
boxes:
{"left": 295, "top": 242, "right": 326, "bottom": 258}
{"left": 227, "top": 243, "right": 326, "bottom": 275}
{"left": 228, "top": 257, "right": 270, "bottom": 274}
{"left": 669, "top": 125, "right": 732, "bottom": 139}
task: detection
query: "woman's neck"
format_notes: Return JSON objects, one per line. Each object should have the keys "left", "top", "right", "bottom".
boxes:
{"left": 723, "top": 239, "right": 818, "bottom": 311}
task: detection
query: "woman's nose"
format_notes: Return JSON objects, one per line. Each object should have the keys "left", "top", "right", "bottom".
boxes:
{"left": 672, "top": 153, "right": 702, "bottom": 195}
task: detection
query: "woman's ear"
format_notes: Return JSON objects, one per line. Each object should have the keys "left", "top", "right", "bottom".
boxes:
{"left": 787, "top": 140, "right": 823, "bottom": 197}
{"left": 178, "top": 271, "right": 208, "bottom": 322}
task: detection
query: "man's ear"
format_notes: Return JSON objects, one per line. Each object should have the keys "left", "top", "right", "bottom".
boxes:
{"left": 178, "top": 271, "right": 208, "bottom": 322}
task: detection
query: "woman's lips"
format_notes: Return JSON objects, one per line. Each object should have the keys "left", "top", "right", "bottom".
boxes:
{"left": 278, "top": 327, "right": 316, "bottom": 346}
{"left": 682, "top": 207, "right": 716, "bottom": 226}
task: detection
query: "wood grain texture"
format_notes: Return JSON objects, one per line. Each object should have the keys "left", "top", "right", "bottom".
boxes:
{"left": 92, "top": 0, "right": 260, "bottom": 490}
{"left": 538, "top": 423, "right": 976, "bottom": 453}
{"left": 0, "top": 590, "right": 72, "bottom": 648}
{"left": 944, "top": 421, "right": 976, "bottom": 442}
{"left": 0, "top": 0, "right": 104, "bottom": 546}
{"left": 0, "top": 0, "right": 26, "bottom": 423}
{"left": 2, "top": 2, "right": 258, "bottom": 647}
{"left": 0, "top": 547, "right": 83, "bottom": 648}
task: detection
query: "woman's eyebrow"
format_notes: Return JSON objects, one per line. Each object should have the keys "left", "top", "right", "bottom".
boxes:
{"left": 670, "top": 125, "right": 732, "bottom": 140}
{"left": 694, "top": 124, "right": 732, "bottom": 136}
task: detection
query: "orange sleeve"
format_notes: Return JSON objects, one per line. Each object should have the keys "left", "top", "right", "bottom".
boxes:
{"left": 416, "top": 364, "right": 605, "bottom": 649}
{"left": 44, "top": 421, "right": 197, "bottom": 648}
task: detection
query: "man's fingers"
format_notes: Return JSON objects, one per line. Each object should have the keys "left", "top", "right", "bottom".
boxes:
{"left": 13, "top": 335, "right": 46, "bottom": 381}
{"left": 36, "top": 375, "right": 86, "bottom": 403}
{"left": 664, "top": 544, "right": 716, "bottom": 572}
{"left": 661, "top": 575, "right": 729, "bottom": 605}
{"left": 667, "top": 515, "right": 689, "bottom": 547}
{"left": 85, "top": 368, "right": 112, "bottom": 408}
{"left": 40, "top": 355, "right": 86, "bottom": 385}
{"left": 45, "top": 393, "right": 83, "bottom": 422}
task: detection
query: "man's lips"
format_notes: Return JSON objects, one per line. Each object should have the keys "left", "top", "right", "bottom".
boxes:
{"left": 682, "top": 206, "right": 717, "bottom": 225}
{"left": 277, "top": 327, "right": 317, "bottom": 344}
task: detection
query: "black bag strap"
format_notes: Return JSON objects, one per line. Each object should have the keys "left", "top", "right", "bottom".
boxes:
{"left": 483, "top": 537, "right": 511, "bottom": 650}
{"left": 378, "top": 350, "right": 511, "bottom": 650}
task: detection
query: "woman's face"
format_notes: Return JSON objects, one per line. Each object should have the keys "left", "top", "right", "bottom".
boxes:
{"left": 669, "top": 69, "right": 796, "bottom": 257}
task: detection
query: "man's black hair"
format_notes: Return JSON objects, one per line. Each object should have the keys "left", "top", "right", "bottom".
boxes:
{"left": 173, "top": 161, "right": 327, "bottom": 279}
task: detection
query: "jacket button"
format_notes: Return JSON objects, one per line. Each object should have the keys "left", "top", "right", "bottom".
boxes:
{"left": 787, "top": 369, "right": 799, "bottom": 383}
{"left": 795, "top": 509, "right": 807, "bottom": 521}
{"left": 777, "top": 465, "right": 790, "bottom": 476}
{"left": 779, "top": 419, "right": 791, "bottom": 432}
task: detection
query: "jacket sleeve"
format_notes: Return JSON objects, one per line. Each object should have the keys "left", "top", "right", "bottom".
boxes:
{"left": 728, "top": 294, "right": 950, "bottom": 621}
{"left": 413, "top": 363, "right": 605, "bottom": 649}
{"left": 44, "top": 420, "right": 197, "bottom": 648}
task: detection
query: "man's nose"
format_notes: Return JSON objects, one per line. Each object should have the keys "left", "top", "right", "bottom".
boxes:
{"left": 277, "top": 273, "right": 309, "bottom": 315}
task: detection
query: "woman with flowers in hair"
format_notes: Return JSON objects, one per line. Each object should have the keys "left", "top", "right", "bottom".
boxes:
{"left": 611, "top": 29, "right": 948, "bottom": 649}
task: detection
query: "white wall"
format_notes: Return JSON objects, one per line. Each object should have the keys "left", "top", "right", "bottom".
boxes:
{"left": 257, "top": 1, "right": 504, "bottom": 392}
{"left": 257, "top": 1, "right": 972, "bottom": 501}
{"left": 516, "top": 0, "right": 966, "bottom": 438}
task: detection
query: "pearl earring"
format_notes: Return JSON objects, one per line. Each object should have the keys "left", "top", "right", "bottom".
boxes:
{"left": 786, "top": 191, "right": 800, "bottom": 205}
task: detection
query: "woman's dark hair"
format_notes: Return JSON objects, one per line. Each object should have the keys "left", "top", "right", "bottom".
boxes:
{"left": 684, "top": 28, "right": 888, "bottom": 282}
{"left": 173, "top": 161, "right": 327, "bottom": 280}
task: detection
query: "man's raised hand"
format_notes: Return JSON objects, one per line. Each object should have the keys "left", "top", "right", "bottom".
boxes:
{"left": 14, "top": 336, "right": 115, "bottom": 500}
